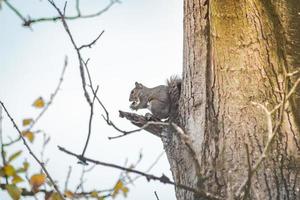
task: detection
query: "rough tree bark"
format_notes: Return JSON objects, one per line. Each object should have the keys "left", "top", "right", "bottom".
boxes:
{"left": 123, "top": 0, "right": 300, "bottom": 199}
{"left": 177, "top": 0, "right": 300, "bottom": 199}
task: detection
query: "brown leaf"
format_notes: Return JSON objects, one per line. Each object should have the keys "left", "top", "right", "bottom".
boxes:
{"left": 3, "top": 164, "right": 15, "bottom": 176}
{"left": 30, "top": 173, "right": 46, "bottom": 189}
{"left": 12, "top": 174, "right": 24, "bottom": 184}
{"left": 121, "top": 186, "right": 129, "bottom": 197}
{"left": 64, "top": 190, "right": 74, "bottom": 198}
{"left": 32, "top": 97, "right": 45, "bottom": 108}
{"left": 112, "top": 180, "right": 124, "bottom": 198}
{"left": 23, "top": 118, "right": 33, "bottom": 126}
{"left": 22, "top": 131, "right": 34, "bottom": 143}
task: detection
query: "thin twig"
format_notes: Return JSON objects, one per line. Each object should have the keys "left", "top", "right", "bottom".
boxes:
{"left": 40, "top": 133, "right": 51, "bottom": 167}
{"left": 3, "top": 0, "right": 119, "bottom": 27}
{"left": 79, "top": 30, "right": 105, "bottom": 50}
{"left": 108, "top": 121, "right": 166, "bottom": 140}
{"left": 130, "top": 151, "right": 164, "bottom": 183}
{"left": 75, "top": 0, "right": 81, "bottom": 16}
{"left": 3, "top": 56, "right": 68, "bottom": 147}
{"left": 64, "top": 166, "right": 72, "bottom": 192}
{"left": 58, "top": 146, "right": 223, "bottom": 200}
{"left": 84, "top": 60, "right": 136, "bottom": 138}
{"left": 0, "top": 102, "right": 65, "bottom": 200}
{"left": 81, "top": 86, "right": 99, "bottom": 158}
{"left": 0, "top": 107, "right": 8, "bottom": 184}
{"left": 48, "top": 0, "right": 105, "bottom": 159}
{"left": 3, "top": 0, "right": 27, "bottom": 22}
{"left": 48, "top": 0, "right": 92, "bottom": 105}
{"left": 154, "top": 191, "right": 160, "bottom": 200}
{"left": 235, "top": 78, "right": 300, "bottom": 198}
{"left": 270, "top": 78, "right": 300, "bottom": 114}
{"left": 73, "top": 164, "right": 96, "bottom": 195}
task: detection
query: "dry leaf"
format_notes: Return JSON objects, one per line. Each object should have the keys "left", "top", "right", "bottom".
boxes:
{"left": 23, "top": 118, "right": 33, "bottom": 126}
{"left": 112, "top": 180, "right": 123, "bottom": 198}
{"left": 8, "top": 151, "right": 22, "bottom": 163}
{"left": 121, "top": 186, "right": 129, "bottom": 197}
{"left": 22, "top": 131, "right": 34, "bottom": 143}
{"left": 30, "top": 173, "right": 46, "bottom": 189}
{"left": 6, "top": 184, "right": 21, "bottom": 200}
{"left": 64, "top": 190, "right": 74, "bottom": 198}
{"left": 32, "top": 97, "right": 45, "bottom": 108}
{"left": 12, "top": 174, "right": 24, "bottom": 184}
{"left": 91, "top": 191, "right": 98, "bottom": 198}
{"left": 3, "top": 164, "right": 15, "bottom": 176}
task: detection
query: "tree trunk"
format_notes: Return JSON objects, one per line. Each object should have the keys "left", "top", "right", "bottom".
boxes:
{"left": 164, "top": 0, "right": 300, "bottom": 200}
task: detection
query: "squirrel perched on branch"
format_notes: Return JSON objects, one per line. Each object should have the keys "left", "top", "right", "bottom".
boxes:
{"left": 129, "top": 77, "right": 181, "bottom": 120}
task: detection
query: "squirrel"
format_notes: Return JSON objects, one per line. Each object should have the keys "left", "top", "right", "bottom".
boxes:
{"left": 129, "top": 76, "right": 181, "bottom": 120}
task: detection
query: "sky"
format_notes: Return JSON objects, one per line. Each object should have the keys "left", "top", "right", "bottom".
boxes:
{"left": 0, "top": 0, "right": 183, "bottom": 199}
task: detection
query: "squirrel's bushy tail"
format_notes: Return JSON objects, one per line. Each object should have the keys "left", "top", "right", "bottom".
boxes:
{"left": 167, "top": 76, "right": 181, "bottom": 121}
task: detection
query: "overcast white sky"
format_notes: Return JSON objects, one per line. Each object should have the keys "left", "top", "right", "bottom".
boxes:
{"left": 0, "top": 0, "right": 183, "bottom": 199}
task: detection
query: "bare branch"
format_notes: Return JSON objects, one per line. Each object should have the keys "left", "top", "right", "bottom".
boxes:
{"left": 64, "top": 166, "right": 72, "bottom": 192}
{"left": 235, "top": 78, "right": 300, "bottom": 198}
{"left": 0, "top": 102, "right": 65, "bottom": 199}
{"left": 81, "top": 86, "right": 99, "bottom": 158}
{"left": 48, "top": 0, "right": 92, "bottom": 105}
{"left": 58, "top": 146, "right": 223, "bottom": 200}
{"left": 2, "top": 0, "right": 27, "bottom": 23}
{"left": 79, "top": 30, "right": 105, "bottom": 50}
{"left": 270, "top": 78, "right": 300, "bottom": 114}
{"left": 154, "top": 191, "right": 160, "bottom": 200}
{"left": 75, "top": 0, "right": 81, "bottom": 16}
{"left": 48, "top": 1, "right": 106, "bottom": 158}
{"left": 0, "top": 183, "right": 111, "bottom": 199}
{"left": 108, "top": 118, "right": 164, "bottom": 139}
{"left": 117, "top": 111, "right": 163, "bottom": 136}
{"left": 3, "top": 0, "right": 119, "bottom": 27}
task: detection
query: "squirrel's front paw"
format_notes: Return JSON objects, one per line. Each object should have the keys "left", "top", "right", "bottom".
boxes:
{"left": 145, "top": 113, "right": 153, "bottom": 121}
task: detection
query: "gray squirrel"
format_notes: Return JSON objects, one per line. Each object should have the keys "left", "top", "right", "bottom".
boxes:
{"left": 129, "top": 77, "right": 181, "bottom": 120}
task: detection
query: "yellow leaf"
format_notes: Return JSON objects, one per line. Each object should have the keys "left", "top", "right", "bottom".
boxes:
{"left": 5, "top": 184, "right": 21, "bottom": 200}
{"left": 112, "top": 180, "right": 123, "bottom": 198}
{"left": 30, "top": 173, "right": 46, "bottom": 188}
{"left": 32, "top": 97, "right": 45, "bottom": 108}
{"left": 50, "top": 192, "right": 63, "bottom": 200}
{"left": 64, "top": 190, "right": 74, "bottom": 198}
{"left": 121, "top": 186, "right": 129, "bottom": 197}
{"left": 22, "top": 131, "right": 34, "bottom": 143}
{"left": 23, "top": 161, "right": 29, "bottom": 171}
{"left": 16, "top": 161, "right": 29, "bottom": 173}
{"left": 91, "top": 191, "right": 98, "bottom": 198}
{"left": 8, "top": 151, "right": 22, "bottom": 163}
{"left": 3, "top": 164, "right": 15, "bottom": 176}
{"left": 12, "top": 174, "right": 24, "bottom": 184}
{"left": 23, "top": 118, "right": 33, "bottom": 126}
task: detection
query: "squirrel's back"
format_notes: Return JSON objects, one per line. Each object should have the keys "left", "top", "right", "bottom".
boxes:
{"left": 167, "top": 76, "right": 181, "bottom": 121}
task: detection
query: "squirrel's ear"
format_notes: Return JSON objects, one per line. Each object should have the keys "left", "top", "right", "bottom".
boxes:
{"left": 135, "top": 82, "right": 143, "bottom": 88}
